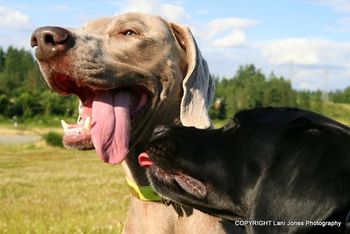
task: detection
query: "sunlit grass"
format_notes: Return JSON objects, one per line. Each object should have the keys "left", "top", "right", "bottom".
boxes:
{"left": 212, "top": 102, "right": 350, "bottom": 128}
{"left": 322, "top": 101, "right": 350, "bottom": 125}
{"left": 0, "top": 144, "right": 130, "bottom": 233}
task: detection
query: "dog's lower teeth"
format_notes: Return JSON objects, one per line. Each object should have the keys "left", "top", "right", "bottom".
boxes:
{"left": 84, "top": 117, "right": 91, "bottom": 130}
{"left": 61, "top": 119, "right": 70, "bottom": 129}
{"left": 61, "top": 117, "right": 91, "bottom": 132}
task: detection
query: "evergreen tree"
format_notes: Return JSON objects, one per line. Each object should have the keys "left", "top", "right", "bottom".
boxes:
{"left": 0, "top": 47, "right": 5, "bottom": 72}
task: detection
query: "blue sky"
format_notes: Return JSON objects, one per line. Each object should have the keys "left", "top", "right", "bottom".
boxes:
{"left": 1, "top": 0, "right": 350, "bottom": 90}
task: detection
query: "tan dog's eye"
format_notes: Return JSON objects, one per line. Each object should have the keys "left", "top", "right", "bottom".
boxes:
{"left": 120, "top": 30, "right": 138, "bottom": 36}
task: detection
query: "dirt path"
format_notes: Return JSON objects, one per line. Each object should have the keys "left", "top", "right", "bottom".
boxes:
{"left": 0, "top": 126, "right": 63, "bottom": 145}
{"left": 0, "top": 134, "right": 41, "bottom": 144}
{"left": 0, "top": 126, "right": 44, "bottom": 145}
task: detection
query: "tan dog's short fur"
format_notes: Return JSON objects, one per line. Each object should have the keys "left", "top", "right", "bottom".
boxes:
{"left": 32, "top": 12, "right": 238, "bottom": 233}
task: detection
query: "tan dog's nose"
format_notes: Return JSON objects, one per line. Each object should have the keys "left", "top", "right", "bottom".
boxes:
{"left": 30, "top": 26, "right": 74, "bottom": 61}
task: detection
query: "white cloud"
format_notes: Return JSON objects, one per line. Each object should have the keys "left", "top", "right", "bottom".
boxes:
{"left": 202, "top": 37, "right": 350, "bottom": 90}
{"left": 0, "top": 5, "right": 33, "bottom": 31}
{"left": 199, "top": 17, "right": 258, "bottom": 48}
{"left": 117, "top": 2, "right": 256, "bottom": 48}
{"left": 290, "top": 68, "right": 350, "bottom": 91}
{"left": 261, "top": 38, "right": 350, "bottom": 67}
{"left": 212, "top": 30, "right": 246, "bottom": 47}
{"left": 293, "top": 69, "right": 326, "bottom": 90}
{"left": 299, "top": 82, "right": 322, "bottom": 90}
{"left": 160, "top": 4, "right": 188, "bottom": 22}
{"left": 259, "top": 40, "right": 350, "bottom": 91}
{"left": 308, "top": 0, "right": 350, "bottom": 13}
{"left": 0, "top": 32, "right": 32, "bottom": 49}
{"left": 207, "top": 17, "right": 257, "bottom": 38}
{"left": 0, "top": 5, "right": 33, "bottom": 49}
{"left": 119, "top": 0, "right": 158, "bottom": 14}
{"left": 117, "top": 0, "right": 188, "bottom": 22}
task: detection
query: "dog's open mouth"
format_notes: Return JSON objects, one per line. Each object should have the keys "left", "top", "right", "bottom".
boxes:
{"left": 51, "top": 72, "right": 152, "bottom": 164}
{"left": 138, "top": 152, "right": 207, "bottom": 199}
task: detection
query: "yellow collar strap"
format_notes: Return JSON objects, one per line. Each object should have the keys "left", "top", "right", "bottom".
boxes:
{"left": 125, "top": 177, "right": 161, "bottom": 202}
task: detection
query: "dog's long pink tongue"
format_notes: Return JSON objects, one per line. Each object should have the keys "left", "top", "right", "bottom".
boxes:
{"left": 91, "top": 91, "right": 130, "bottom": 164}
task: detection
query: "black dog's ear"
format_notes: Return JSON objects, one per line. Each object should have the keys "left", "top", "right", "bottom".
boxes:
{"left": 288, "top": 116, "right": 317, "bottom": 131}
{"left": 223, "top": 117, "right": 239, "bottom": 132}
{"left": 289, "top": 116, "right": 312, "bottom": 125}
{"left": 251, "top": 124, "right": 349, "bottom": 233}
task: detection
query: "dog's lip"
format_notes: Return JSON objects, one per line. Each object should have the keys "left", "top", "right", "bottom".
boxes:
{"left": 144, "top": 156, "right": 208, "bottom": 199}
{"left": 153, "top": 167, "right": 207, "bottom": 199}
{"left": 48, "top": 72, "right": 155, "bottom": 102}
{"left": 50, "top": 72, "right": 155, "bottom": 124}
{"left": 173, "top": 173, "right": 207, "bottom": 199}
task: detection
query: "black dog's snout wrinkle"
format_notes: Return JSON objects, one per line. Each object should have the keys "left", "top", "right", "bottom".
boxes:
{"left": 31, "top": 26, "right": 74, "bottom": 61}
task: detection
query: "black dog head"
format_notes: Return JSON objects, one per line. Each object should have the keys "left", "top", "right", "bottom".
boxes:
{"left": 139, "top": 124, "right": 238, "bottom": 219}
{"left": 140, "top": 108, "right": 350, "bottom": 233}
{"left": 139, "top": 116, "right": 275, "bottom": 220}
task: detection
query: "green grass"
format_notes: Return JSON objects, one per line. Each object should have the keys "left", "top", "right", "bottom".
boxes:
{"left": 212, "top": 102, "right": 350, "bottom": 128}
{"left": 0, "top": 144, "right": 129, "bottom": 233}
{"left": 322, "top": 101, "right": 350, "bottom": 125}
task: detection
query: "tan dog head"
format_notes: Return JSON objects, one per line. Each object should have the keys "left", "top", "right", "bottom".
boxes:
{"left": 31, "top": 12, "right": 214, "bottom": 164}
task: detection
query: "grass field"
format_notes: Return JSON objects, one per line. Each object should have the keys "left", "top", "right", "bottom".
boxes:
{"left": 0, "top": 143, "right": 130, "bottom": 233}
{"left": 211, "top": 101, "right": 350, "bottom": 127}
{"left": 322, "top": 101, "right": 350, "bottom": 125}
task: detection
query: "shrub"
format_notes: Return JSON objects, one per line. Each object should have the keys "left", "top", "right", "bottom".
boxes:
{"left": 42, "top": 131, "right": 63, "bottom": 147}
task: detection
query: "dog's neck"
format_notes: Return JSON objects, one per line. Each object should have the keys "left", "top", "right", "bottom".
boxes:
{"left": 123, "top": 111, "right": 182, "bottom": 188}
{"left": 121, "top": 98, "right": 183, "bottom": 201}
{"left": 123, "top": 147, "right": 149, "bottom": 186}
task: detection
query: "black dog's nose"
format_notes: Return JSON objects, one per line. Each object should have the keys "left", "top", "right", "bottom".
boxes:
{"left": 30, "top": 26, "right": 73, "bottom": 61}
{"left": 152, "top": 125, "right": 171, "bottom": 139}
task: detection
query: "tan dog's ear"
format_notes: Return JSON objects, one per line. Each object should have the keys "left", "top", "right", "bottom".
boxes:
{"left": 170, "top": 23, "right": 214, "bottom": 129}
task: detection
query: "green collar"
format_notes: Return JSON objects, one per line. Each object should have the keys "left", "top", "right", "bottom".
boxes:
{"left": 125, "top": 177, "right": 161, "bottom": 202}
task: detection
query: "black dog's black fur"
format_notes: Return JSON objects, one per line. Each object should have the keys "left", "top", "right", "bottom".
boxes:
{"left": 144, "top": 108, "right": 350, "bottom": 234}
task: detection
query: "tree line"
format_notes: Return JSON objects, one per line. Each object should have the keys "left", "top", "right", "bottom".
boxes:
{"left": 210, "top": 65, "right": 326, "bottom": 120}
{"left": 0, "top": 47, "right": 349, "bottom": 123}
{"left": 0, "top": 47, "right": 77, "bottom": 123}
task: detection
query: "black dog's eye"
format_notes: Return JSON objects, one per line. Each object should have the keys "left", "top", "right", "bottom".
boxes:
{"left": 120, "top": 30, "right": 138, "bottom": 36}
